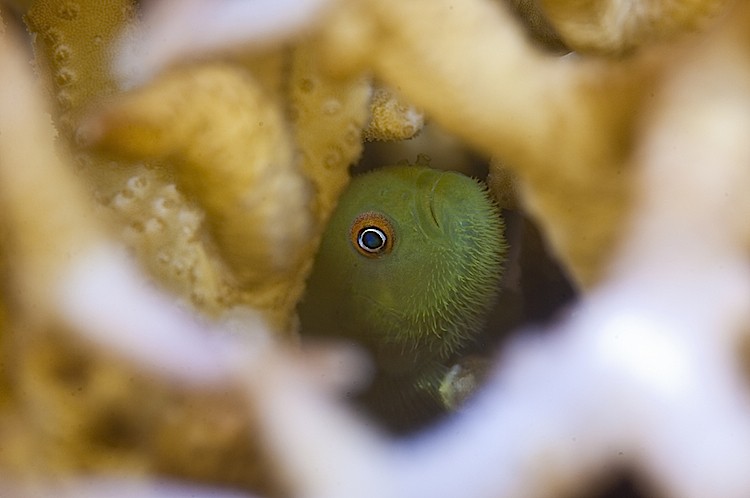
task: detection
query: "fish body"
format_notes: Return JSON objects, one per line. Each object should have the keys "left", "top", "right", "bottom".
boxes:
{"left": 299, "top": 165, "right": 506, "bottom": 431}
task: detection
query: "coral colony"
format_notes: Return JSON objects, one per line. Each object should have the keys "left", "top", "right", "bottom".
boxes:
{"left": 1, "top": 0, "right": 750, "bottom": 497}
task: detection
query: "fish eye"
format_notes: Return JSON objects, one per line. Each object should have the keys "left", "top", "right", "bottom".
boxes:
{"left": 358, "top": 227, "right": 387, "bottom": 253}
{"left": 350, "top": 212, "right": 394, "bottom": 258}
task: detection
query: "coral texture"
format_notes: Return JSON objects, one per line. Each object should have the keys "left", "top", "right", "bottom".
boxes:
{"left": 2, "top": 0, "right": 750, "bottom": 497}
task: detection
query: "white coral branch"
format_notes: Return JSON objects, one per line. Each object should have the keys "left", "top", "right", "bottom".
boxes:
{"left": 115, "top": 0, "right": 333, "bottom": 87}
{"left": 56, "top": 244, "right": 272, "bottom": 385}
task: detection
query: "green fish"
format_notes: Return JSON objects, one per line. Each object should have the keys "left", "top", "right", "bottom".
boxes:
{"left": 298, "top": 165, "right": 507, "bottom": 432}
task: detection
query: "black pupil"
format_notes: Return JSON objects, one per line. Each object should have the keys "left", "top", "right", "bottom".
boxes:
{"left": 358, "top": 227, "right": 386, "bottom": 252}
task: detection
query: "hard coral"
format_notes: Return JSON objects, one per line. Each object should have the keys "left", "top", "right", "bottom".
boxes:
{"left": 84, "top": 63, "right": 313, "bottom": 321}
{"left": 24, "top": 0, "right": 372, "bottom": 331}
{"left": 0, "top": 0, "right": 376, "bottom": 491}
{"left": 363, "top": 87, "right": 424, "bottom": 142}
{"left": 1, "top": 0, "right": 369, "bottom": 493}
{"left": 540, "top": 0, "right": 729, "bottom": 54}
{"left": 3, "top": 0, "right": 750, "bottom": 497}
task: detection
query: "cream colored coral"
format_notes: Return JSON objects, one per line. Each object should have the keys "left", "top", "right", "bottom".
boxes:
{"left": 541, "top": 0, "right": 729, "bottom": 54}
{"left": 81, "top": 43, "right": 370, "bottom": 330}
{"left": 287, "top": 43, "right": 371, "bottom": 225}
{"left": 22, "top": 1, "right": 371, "bottom": 332}
{"left": 363, "top": 86, "right": 424, "bottom": 142}
{"left": 0, "top": 15, "right": 283, "bottom": 490}
{"left": 24, "top": 0, "right": 135, "bottom": 133}
{"left": 0, "top": 15, "right": 100, "bottom": 314}
{"left": 24, "top": 0, "right": 241, "bottom": 320}
{"left": 83, "top": 64, "right": 311, "bottom": 289}
{"left": 502, "top": 0, "right": 567, "bottom": 52}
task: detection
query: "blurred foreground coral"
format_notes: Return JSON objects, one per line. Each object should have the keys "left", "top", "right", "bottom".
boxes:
{"left": 1, "top": 0, "right": 750, "bottom": 497}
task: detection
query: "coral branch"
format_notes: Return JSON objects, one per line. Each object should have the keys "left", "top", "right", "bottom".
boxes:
{"left": 24, "top": 0, "right": 136, "bottom": 133}
{"left": 540, "top": 0, "right": 729, "bottom": 54}
{"left": 5, "top": 1, "right": 750, "bottom": 497}
{"left": 363, "top": 87, "right": 424, "bottom": 142}
{"left": 286, "top": 44, "right": 371, "bottom": 223}
{"left": 114, "top": 0, "right": 333, "bottom": 87}
{"left": 83, "top": 64, "right": 312, "bottom": 290}
{"left": 0, "top": 13, "right": 100, "bottom": 314}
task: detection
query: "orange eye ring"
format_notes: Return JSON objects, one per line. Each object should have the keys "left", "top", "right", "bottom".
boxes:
{"left": 350, "top": 212, "right": 394, "bottom": 258}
